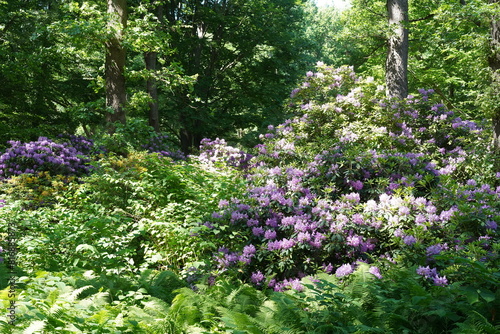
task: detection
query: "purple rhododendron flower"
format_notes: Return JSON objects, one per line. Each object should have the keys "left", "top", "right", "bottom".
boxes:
{"left": 251, "top": 271, "right": 265, "bottom": 284}
{"left": 297, "top": 231, "right": 311, "bottom": 243}
{"left": 347, "top": 235, "right": 363, "bottom": 247}
{"left": 403, "top": 235, "right": 417, "bottom": 245}
{"left": 252, "top": 227, "right": 264, "bottom": 236}
{"left": 369, "top": 266, "right": 382, "bottom": 279}
{"left": 344, "top": 193, "right": 360, "bottom": 203}
{"left": 280, "top": 238, "right": 296, "bottom": 250}
{"left": 289, "top": 278, "right": 304, "bottom": 292}
{"left": 323, "top": 263, "right": 333, "bottom": 273}
{"left": 394, "top": 229, "right": 404, "bottom": 238}
{"left": 335, "top": 264, "right": 354, "bottom": 278}
{"left": 264, "top": 229, "right": 277, "bottom": 240}
{"left": 426, "top": 243, "right": 448, "bottom": 257}
{"left": 485, "top": 220, "right": 497, "bottom": 230}
{"left": 349, "top": 180, "right": 364, "bottom": 190}
{"left": 218, "top": 200, "right": 229, "bottom": 208}
{"left": 243, "top": 244, "right": 256, "bottom": 255}
{"left": 433, "top": 275, "right": 448, "bottom": 286}
{"left": 416, "top": 266, "right": 438, "bottom": 278}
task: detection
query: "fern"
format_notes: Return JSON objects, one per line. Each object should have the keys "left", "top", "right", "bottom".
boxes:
{"left": 452, "top": 311, "right": 500, "bottom": 334}
{"left": 217, "top": 307, "right": 262, "bottom": 333}
{"left": 68, "top": 285, "right": 94, "bottom": 302}
{"left": 22, "top": 320, "right": 46, "bottom": 334}
{"left": 168, "top": 288, "right": 203, "bottom": 328}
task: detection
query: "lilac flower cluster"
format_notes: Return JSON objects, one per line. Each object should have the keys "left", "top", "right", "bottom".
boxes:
{"left": 197, "top": 138, "right": 253, "bottom": 169}
{"left": 417, "top": 266, "right": 448, "bottom": 286}
{"left": 141, "top": 134, "right": 186, "bottom": 160}
{"left": 0, "top": 137, "right": 92, "bottom": 179}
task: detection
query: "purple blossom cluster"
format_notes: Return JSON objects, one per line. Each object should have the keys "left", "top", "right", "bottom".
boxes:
{"left": 141, "top": 134, "right": 186, "bottom": 160}
{"left": 417, "top": 266, "right": 448, "bottom": 286}
{"left": 57, "top": 134, "right": 104, "bottom": 156}
{"left": 196, "top": 138, "right": 253, "bottom": 169}
{"left": 0, "top": 137, "right": 92, "bottom": 179}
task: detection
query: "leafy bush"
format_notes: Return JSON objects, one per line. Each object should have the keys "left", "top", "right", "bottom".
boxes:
{"left": 52, "top": 151, "right": 247, "bottom": 273}
{"left": 0, "top": 172, "right": 76, "bottom": 209}
{"left": 94, "top": 118, "right": 184, "bottom": 159}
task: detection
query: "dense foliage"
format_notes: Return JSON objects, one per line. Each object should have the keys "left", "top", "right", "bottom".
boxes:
{"left": 1, "top": 63, "right": 499, "bottom": 333}
{"left": 0, "top": 0, "right": 500, "bottom": 332}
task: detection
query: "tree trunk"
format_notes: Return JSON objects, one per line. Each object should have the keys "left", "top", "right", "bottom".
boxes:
{"left": 145, "top": 51, "right": 160, "bottom": 132}
{"left": 386, "top": 0, "right": 409, "bottom": 99}
{"left": 105, "top": 0, "right": 127, "bottom": 134}
{"left": 490, "top": 0, "right": 500, "bottom": 153}
{"left": 144, "top": 4, "right": 164, "bottom": 133}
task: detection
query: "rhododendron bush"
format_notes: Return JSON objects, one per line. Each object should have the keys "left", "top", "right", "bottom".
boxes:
{"left": 192, "top": 64, "right": 499, "bottom": 293}
{"left": 0, "top": 137, "right": 92, "bottom": 179}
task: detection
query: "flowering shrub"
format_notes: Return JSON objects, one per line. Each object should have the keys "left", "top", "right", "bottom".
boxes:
{"left": 0, "top": 137, "right": 92, "bottom": 179}
{"left": 190, "top": 65, "right": 499, "bottom": 293}
{"left": 141, "top": 133, "right": 186, "bottom": 160}
{"left": 257, "top": 63, "right": 488, "bottom": 181}
{"left": 195, "top": 138, "right": 253, "bottom": 170}
{"left": 57, "top": 134, "right": 106, "bottom": 156}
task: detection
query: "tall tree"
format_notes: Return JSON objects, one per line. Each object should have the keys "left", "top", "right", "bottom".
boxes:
{"left": 142, "top": 3, "right": 165, "bottom": 133}
{"left": 0, "top": 0, "right": 100, "bottom": 147}
{"left": 105, "top": 0, "right": 128, "bottom": 132}
{"left": 490, "top": 0, "right": 500, "bottom": 152}
{"left": 144, "top": 50, "right": 160, "bottom": 132}
{"left": 158, "top": 0, "right": 310, "bottom": 153}
{"left": 385, "top": 0, "right": 409, "bottom": 99}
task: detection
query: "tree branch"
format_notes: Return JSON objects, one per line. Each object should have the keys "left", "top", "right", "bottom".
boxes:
{"left": 409, "top": 13, "right": 434, "bottom": 23}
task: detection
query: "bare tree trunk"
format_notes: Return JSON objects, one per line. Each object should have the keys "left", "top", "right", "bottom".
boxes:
{"left": 386, "top": 0, "right": 408, "bottom": 99}
{"left": 105, "top": 0, "right": 127, "bottom": 134}
{"left": 144, "top": 4, "right": 163, "bottom": 133}
{"left": 490, "top": 0, "right": 500, "bottom": 153}
{"left": 145, "top": 51, "right": 160, "bottom": 132}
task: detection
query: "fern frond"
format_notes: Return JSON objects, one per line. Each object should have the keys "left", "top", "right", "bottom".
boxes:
{"left": 217, "top": 306, "right": 262, "bottom": 334}
{"left": 468, "top": 310, "right": 500, "bottom": 334}
{"left": 69, "top": 285, "right": 94, "bottom": 301}
{"left": 22, "top": 320, "right": 46, "bottom": 334}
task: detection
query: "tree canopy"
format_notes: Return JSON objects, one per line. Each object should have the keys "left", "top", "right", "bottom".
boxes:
{"left": 0, "top": 0, "right": 498, "bottom": 151}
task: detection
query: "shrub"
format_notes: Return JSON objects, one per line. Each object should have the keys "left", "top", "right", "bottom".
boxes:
{"left": 0, "top": 137, "right": 92, "bottom": 179}
{"left": 1, "top": 172, "right": 76, "bottom": 208}
{"left": 94, "top": 118, "right": 183, "bottom": 158}
{"left": 54, "top": 151, "right": 247, "bottom": 273}
{"left": 191, "top": 65, "right": 499, "bottom": 294}
{"left": 57, "top": 133, "right": 106, "bottom": 156}
{"left": 141, "top": 133, "right": 185, "bottom": 160}
{"left": 257, "top": 63, "right": 490, "bottom": 182}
